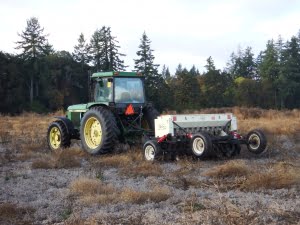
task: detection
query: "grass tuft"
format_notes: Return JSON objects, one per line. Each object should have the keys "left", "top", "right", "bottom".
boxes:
{"left": 120, "top": 186, "right": 171, "bottom": 204}
{"left": 203, "top": 160, "right": 250, "bottom": 178}
{"left": 69, "top": 178, "right": 171, "bottom": 205}
{"left": 242, "top": 162, "right": 300, "bottom": 190}
{"left": 0, "top": 203, "right": 35, "bottom": 225}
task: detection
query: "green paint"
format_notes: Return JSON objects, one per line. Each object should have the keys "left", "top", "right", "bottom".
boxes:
{"left": 91, "top": 71, "right": 141, "bottom": 78}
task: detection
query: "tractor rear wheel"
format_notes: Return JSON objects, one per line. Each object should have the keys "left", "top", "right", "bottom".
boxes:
{"left": 191, "top": 132, "right": 212, "bottom": 159}
{"left": 80, "top": 107, "right": 119, "bottom": 154}
{"left": 47, "top": 120, "right": 70, "bottom": 150}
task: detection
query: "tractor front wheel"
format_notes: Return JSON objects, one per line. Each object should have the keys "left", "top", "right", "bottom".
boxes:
{"left": 47, "top": 120, "right": 70, "bottom": 150}
{"left": 80, "top": 107, "right": 119, "bottom": 154}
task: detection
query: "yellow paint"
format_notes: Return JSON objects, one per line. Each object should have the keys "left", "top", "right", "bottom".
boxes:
{"left": 49, "top": 126, "right": 61, "bottom": 149}
{"left": 84, "top": 117, "right": 102, "bottom": 149}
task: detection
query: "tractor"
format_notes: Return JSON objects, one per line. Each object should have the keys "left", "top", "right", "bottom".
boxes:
{"left": 47, "top": 71, "right": 267, "bottom": 160}
{"left": 47, "top": 71, "right": 159, "bottom": 154}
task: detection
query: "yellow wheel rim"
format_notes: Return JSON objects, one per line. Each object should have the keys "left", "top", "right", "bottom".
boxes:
{"left": 84, "top": 117, "right": 102, "bottom": 149}
{"left": 49, "top": 127, "right": 61, "bottom": 149}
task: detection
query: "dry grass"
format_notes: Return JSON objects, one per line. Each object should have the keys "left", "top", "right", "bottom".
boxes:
{"left": 242, "top": 162, "right": 300, "bottom": 191}
{"left": 32, "top": 147, "right": 83, "bottom": 169}
{"left": 120, "top": 186, "right": 171, "bottom": 204}
{"left": 120, "top": 161, "right": 163, "bottom": 177}
{"left": 91, "top": 149, "right": 164, "bottom": 178}
{"left": 0, "top": 202, "right": 35, "bottom": 225}
{"left": 92, "top": 149, "right": 142, "bottom": 168}
{"left": 203, "top": 160, "right": 250, "bottom": 178}
{"left": 70, "top": 177, "right": 117, "bottom": 205}
{"left": 70, "top": 177, "right": 115, "bottom": 195}
{"left": 0, "top": 112, "right": 56, "bottom": 145}
{"left": 202, "top": 161, "right": 300, "bottom": 191}
{"left": 69, "top": 177, "right": 171, "bottom": 205}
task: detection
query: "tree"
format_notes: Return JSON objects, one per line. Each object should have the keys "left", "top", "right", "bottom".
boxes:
{"left": 258, "top": 39, "right": 280, "bottom": 107}
{"left": 227, "top": 47, "right": 257, "bottom": 79}
{"left": 205, "top": 56, "right": 216, "bottom": 72}
{"left": 173, "top": 67, "right": 201, "bottom": 111}
{"left": 0, "top": 52, "right": 26, "bottom": 113}
{"left": 277, "top": 37, "right": 300, "bottom": 108}
{"left": 73, "top": 33, "right": 90, "bottom": 69}
{"left": 202, "top": 57, "right": 231, "bottom": 107}
{"left": 106, "top": 27, "right": 127, "bottom": 71}
{"left": 165, "top": 67, "right": 171, "bottom": 79}
{"left": 15, "top": 17, "right": 51, "bottom": 105}
{"left": 89, "top": 26, "right": 126, "bottom": 72}
{"left": 175, "top": 63, "right": 183, "bottom": 76}
{"left": 134, "top": 32, "right": 163, "bottom": 107}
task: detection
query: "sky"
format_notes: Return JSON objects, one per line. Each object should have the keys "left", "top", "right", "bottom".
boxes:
{"left": 1, "top": 0, "right": 300, "bottom": 74}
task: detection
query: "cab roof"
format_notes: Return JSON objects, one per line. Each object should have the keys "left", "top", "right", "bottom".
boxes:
{"left": 91, "top": 71, "right": 143, "bottom": 78}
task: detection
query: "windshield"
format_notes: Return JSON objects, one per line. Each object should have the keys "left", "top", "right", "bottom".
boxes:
{"left": 114, "top": 77, "right": 145, "bottom": 103}
{"left": 94, "top": 78, "right": 113, "bottom": 102}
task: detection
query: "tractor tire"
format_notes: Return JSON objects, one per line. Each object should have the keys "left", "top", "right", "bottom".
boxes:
{"left": 142, "top": 105, "right": 160, "bottom": 131}
{"left": 80, "top": 107, "right": 119, "bottom": 155}
{"left": 191, "top": 132, "right": 212, "bottom": 159}
{"left": 47, "top": 120, "right": 70, "bottom": 151}
{"left": 143, "top": 140, "right": 161, "bottom": 161}
{"left": 246, "top": 129, "right": 267, "bottom": 154}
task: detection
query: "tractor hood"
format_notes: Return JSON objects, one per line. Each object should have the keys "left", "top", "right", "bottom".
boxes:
{"left": 67, "top": 104, "right": 88, "bottom": 112}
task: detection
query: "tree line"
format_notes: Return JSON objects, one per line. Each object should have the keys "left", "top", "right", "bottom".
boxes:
{"left": 1, "top": 17, "right": 300, "bottom": 114}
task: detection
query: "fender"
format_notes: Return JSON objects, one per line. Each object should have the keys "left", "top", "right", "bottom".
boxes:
{"left": 54, "top": 116, "right": 75, "bottom": 138}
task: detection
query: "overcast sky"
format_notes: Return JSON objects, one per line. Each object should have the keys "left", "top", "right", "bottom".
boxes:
{"left": 1, "top": 0, "right": 300, "bottom": 73}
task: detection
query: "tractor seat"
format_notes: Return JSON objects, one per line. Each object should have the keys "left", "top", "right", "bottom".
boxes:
{"left": 120, "top": 92, "right": 132, "bottom": 102}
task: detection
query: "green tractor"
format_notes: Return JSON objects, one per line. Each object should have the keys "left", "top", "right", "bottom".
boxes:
{"left": 47, "top": 71, "right": 159, "bottom": 154}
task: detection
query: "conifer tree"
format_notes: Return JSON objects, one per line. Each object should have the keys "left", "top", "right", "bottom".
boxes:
{"left": 134, "top": 32, "right": 161, "bottom": 104}
{"left": 89, "top": 26, "right": 126, "bottom": 72}
{"left": 73, "top": 33, "right": 90, "bottom": 69}
{"left": 16, "top": 17, "right": 50, "bottom": 104}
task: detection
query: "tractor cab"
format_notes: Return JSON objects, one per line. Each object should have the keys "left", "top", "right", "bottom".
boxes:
{"left": 91, "top": 71, "right": 145, "bottom": 109}
{"left": 47, "top": 71, "right": 160, "bottom": 155}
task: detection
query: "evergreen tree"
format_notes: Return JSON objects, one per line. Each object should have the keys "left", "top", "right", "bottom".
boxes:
{"left": 106, "top": 27, "right": 127, "bottom": 71}
{"left": 173, "top": 67, "right": 201, "bottom": 110}
{"left": 165, "top": 67, "right": 171, "bottom": 79}
{"left": 161, "top": 64, "right": 167, "bottom": 79}
{"left": 258, "top": 39, "right": 280, "bottom": 107}
{"left": 203, "top": 57, "right": 231, "bottom": 107}
{"left": 205, "top": 56, "right": 216, "bottom": 72}
{"left": 89, "top": 26, "right": 126, "bottom": 72}
{"left": 73, "top": 33, "right": 90, "bottom": 68}
{"left": 15, "top": 17, "right": 50, "bottom": 105}
{"left": 278, "top": 37, "right": 300, "bottom": 108}
{"left": 134, "top": 32, "right": 162, "bottom": 106}
{"left": 189, "top": 65, "right": 199, "bottom": 76}
{"left": 175, "top": 63, "right": 183, "bottom": 76}
{"left": 227, "top": 47, "right": 256, "bottom": 79}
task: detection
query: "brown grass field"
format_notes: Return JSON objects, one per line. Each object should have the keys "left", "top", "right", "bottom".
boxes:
{"left": 0, "top": 107, "right": 300, "bottom": 224}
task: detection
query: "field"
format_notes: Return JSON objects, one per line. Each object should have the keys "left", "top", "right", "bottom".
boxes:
{"left": 0, "top": 107, "right": 300, "bottom": 225}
